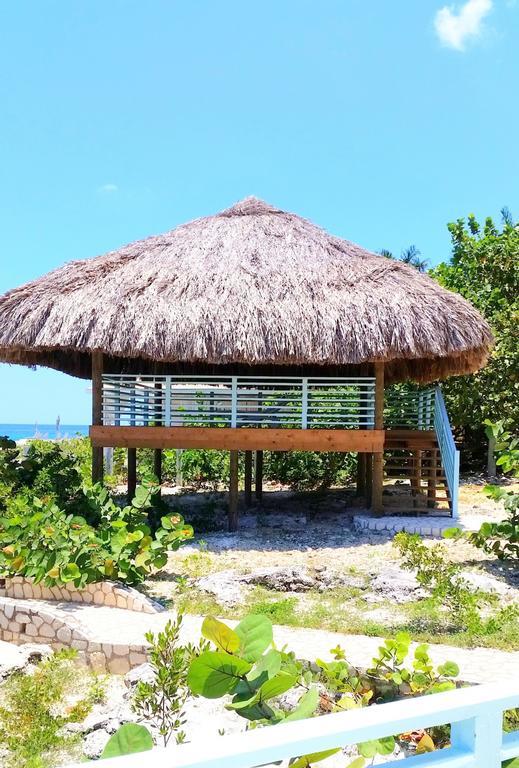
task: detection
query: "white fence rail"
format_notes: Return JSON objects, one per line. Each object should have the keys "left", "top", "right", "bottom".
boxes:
{"left": 68, "top": 682, "right": 519, "bottom": 768}
{"left": 434, "top": 387, "right": 460, "bottom": 518}
{"left": 101, "top": 375, "right": 376, "bottom": 430}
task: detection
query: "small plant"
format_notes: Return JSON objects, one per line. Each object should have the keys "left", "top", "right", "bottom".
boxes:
{"left": 0, "top": 480, "right": 193, "bottom": 587}
{"left": 0, "top": 650, "right": 103, "bottom": 768}
{"left": 186, "top": 614, "right": 461, "bottom": 765}
{"left": 394, "top": 532, "right": 484, "bottom": 630}
{"left": 132, "top": 615, "right": 206, "bottom": 746}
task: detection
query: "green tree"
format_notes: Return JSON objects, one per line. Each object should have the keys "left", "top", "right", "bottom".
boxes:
{"left": 430, "top": 211, "right": 519, "bottom": 467}
{"left": 380, "top": 244, "right": 429, "bottom": 272}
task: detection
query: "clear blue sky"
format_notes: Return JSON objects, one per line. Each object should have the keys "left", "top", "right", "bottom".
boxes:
{"left": 0, "top": 0, "right": 517, "bottom": 424}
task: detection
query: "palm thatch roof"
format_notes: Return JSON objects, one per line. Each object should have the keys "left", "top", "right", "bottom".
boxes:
{"left": 0, "top": 197, "right": 492, "bottom": 383}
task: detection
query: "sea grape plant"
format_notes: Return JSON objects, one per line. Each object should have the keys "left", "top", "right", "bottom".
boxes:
{"left": 0, "top": 480, "right": 193, "bottom": 587}
{"left": 186, "top": 615, "right": 460, "bottom": 765}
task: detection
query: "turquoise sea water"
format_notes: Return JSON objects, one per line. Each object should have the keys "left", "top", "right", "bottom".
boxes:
{"left": 0, "top": 424, "right": 89, "bottom": 441}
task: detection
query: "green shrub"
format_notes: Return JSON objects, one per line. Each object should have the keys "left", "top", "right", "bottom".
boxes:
{"left": 0, "top": 481, "right": 193, "bottom": 587}
{"left": 186, "top": 614, "right": 459, "bottom": 763}
{"left": 264, "top": 450, "right": 355, "bottom": 491}
{"left": 444, "top": 420, "right": 519, "bottom": 562}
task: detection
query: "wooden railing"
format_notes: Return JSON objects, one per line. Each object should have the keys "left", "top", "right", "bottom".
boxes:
{"left": 67, "top": 682, "right": 519, "bottom": 768}
{"left": 101, "top": 375, "right": 377, "bottom": 430}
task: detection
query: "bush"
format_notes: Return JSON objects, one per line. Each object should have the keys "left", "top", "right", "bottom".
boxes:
{"left": 264, "top": 451, "right": 355, "bottom": 491}
{"left": 0, "top": 481, "right": 193, "bottom": 587}
{"left": 186, "top": 614, "right": 459, "bottom": 762}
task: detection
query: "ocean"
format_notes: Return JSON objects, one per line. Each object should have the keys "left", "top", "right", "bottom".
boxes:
{"left": 0, "top": 424, "right": 89, "bottom": 441}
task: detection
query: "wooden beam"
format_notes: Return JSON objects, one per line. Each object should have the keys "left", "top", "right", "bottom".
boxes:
{"left": 91, "top": 351, "right": 104, "bottom": 484}
{"left": 127, "top": 448, "right": 137, "bottom": 501}
{"left": 255, "top": 450, "right": 263, "bottom": 503}
{"left": 229, "top": 450, "right": 239, "bottom": 532}
{"left": 371, "top": 362, "right": 384, "bottom": 516}
{"left": 89, "top": 426, "right": 385, "bottom": 453}
{"left": 244, "top": 450, "right": 253, "bottom": 507}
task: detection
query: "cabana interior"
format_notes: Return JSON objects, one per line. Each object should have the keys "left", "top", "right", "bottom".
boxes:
{"left": 0, "top": 197, "right": 492, "bottom": 530}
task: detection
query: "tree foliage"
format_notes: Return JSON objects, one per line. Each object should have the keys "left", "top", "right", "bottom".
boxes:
{"left": 430, "top": 212, "right": 519, "bottom": 462}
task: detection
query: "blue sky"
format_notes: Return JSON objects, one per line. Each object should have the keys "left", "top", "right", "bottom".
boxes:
{"left": 0, "top": 0, "right": 517, "bottom": 424}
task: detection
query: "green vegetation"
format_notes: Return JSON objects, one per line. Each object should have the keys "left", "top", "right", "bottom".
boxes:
{"left": 132, "top": 616, "right": 208, "bottom": 746}
{"left": 0, "top": 650, "right": 105, "bottom": 768}
{"left": 0, "top": 438, "right": 193, "bottom": 587}
{"left": 431, "top": 212, "right": 519, "bottom": 465}
{"left": 185, "top": 614, "right": 458, "bottom": 762}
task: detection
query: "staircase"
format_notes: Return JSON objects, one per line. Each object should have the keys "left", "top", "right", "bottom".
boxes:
{"left": 383, "top": 388, "right": 460, "bottom": 518}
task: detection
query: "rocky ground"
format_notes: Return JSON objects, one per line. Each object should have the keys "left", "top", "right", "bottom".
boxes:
{"left": 142, "top": 480, "right": 518, "bottom": 646}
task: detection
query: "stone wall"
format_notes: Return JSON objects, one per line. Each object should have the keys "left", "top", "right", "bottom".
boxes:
{"left": 0, "top": 577, "right": 164, "bottom": 614}
{"left": 0, "top": 596, "right": 149, "bottom": 674}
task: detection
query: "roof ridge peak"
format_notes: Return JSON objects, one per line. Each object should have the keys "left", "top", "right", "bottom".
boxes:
{"left": 218, "top": 196, "right": 283, "bottom": 217}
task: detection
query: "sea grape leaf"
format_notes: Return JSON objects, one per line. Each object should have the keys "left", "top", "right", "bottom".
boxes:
{"left": 187, "top": 651, "right": 251, "bottom": 698}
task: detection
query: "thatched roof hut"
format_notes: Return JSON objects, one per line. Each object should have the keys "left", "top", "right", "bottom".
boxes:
{"left": 0, "top": 197, "right": 492, "bottom": 383}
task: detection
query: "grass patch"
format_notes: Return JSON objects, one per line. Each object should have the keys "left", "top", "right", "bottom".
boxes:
{"left": 175, "top": 584, "right": 519, "bottom": 651}
{"left": 0, "top": 650, "right": 105, "bottom": 768}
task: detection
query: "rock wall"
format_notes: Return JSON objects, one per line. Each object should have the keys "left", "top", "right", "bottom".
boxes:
{"left": 0, "top": 577, "right": 164, "bottom": 614}
{"left": 0, "top": 596, "right": 149, "bottom": 674}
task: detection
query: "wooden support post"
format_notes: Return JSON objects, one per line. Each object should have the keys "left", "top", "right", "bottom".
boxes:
{"left": 427, "top": 449, "right": 438, "bottom": 508}
{"left": 255, "top": 450, "right": 264, "bottom": 503}
{"left": 127, "top": 448, "right": 137, "bottom": 501}
{"left": 356, "top": 453, "right": 366, "bottom": 496}
{"left": 411, "top": 449, "right": 422, "bottom": 491}
{"left": 244, "top": 450, "right": 253, "bottom": 507}
{"left": 365, "top": 453, "right": 373, "bottom": 507}
{"left": 229, "top": 450, "right": 239, "bottom": 532}
{"left": 153, "top": 449, "right": 162, "bottom": 485}
{"left": 91, "top": 351, "right": 104, "bottom": 485}
{"left": 371, "top": 362, "right": 384, "bottom": 516}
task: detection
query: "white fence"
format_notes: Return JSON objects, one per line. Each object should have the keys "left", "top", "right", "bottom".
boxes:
{"left": 68, "top": 682, "right": 519, "bottom": 768}
{"left": 101, "top": 375, "right": 376, "bottom": 430}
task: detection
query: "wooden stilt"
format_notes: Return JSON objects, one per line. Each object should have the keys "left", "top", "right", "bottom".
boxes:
{"left": 255, "top": 450, "right": 264, "bottom": 503}
{"left": 371, "top": 362, "right": 384, "bottom": 516}
{"left": 427, "top": 449, "right": 437, "bottom": 508}
{"left": 91, "top": 351, "right": 104, "bottom": 485}
{"left": 366, "top": 453, "right": 373, "bottom": 507}
{"left": 356, "top": 453, "right": 366, "bottom": 497}
{"left": 153, "top": 449, "right": 162, "bottom": 485}
{"left": 244, "top": 450, "right": 253, "bottom": 507}
{"left": 411, "top": 449, "right": 422, "bottom": 499}
{"left": 229, "top": 450, "right": 239, "bottom": 532}
{"left": 127, "top": 448, "right": 137, "bottom": 501}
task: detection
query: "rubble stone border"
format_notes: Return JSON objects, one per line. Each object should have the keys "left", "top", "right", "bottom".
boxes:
{"left": 0, "top": 596, "right": 149, "bottom": 674}
{"left": 353, "top": 514, "right": 456, "bottom": 537}
{"left": 0, "top": 576, "right": 164, "bottom": 614}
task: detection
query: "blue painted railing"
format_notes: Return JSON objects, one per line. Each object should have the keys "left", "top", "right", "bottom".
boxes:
{"left": 68, "top": 682, "right": 519, "bottom": 768}
{"left": 434, "top": 387, "right": 460, "bottom": 519}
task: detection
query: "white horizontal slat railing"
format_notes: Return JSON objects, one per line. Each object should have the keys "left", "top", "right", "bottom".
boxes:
{"left": 101, "top": 375, "right": 376, "bottom": 430}
{"left": 67, "top": 682, "right": 519, "bottom": 768}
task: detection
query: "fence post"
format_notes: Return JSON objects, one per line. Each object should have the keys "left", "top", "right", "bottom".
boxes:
{"left": 165, "top": 376, "right": 172, "bottom": 427}
{"left": 451, "top": 710, "right": 503, "bottom": 767}
{"left": 301, "top": 377, "right": 308, "bottom": 429}
{"left": 231, "top": 377, "right": 238, "bottom": 429}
